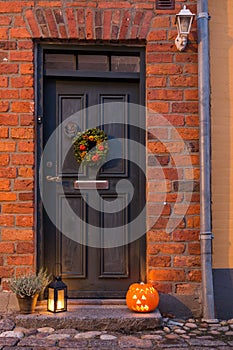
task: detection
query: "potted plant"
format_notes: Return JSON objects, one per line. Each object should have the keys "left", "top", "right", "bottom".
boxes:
{"left": 10, "top": 268, "right": 51, "bottom": 314}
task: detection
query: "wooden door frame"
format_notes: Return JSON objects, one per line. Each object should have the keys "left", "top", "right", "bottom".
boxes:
{"left": 35, "top": 43, "right": 146, "bottom": 289}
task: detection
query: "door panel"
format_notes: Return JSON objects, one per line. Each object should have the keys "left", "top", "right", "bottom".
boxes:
{"left": 100, "top": 194, "right": 129, "bottom": 278}
{"left": 59, "top": 94, "right": 86, "bottom": 176}
{"left": 100, "top": 96, "right": 128, "bottom": 175}
{"left": 60, "top": 195, "right": 87, "bottom": 278}
{"left": 42, "top": 79, "right": 145, "bottom": 298}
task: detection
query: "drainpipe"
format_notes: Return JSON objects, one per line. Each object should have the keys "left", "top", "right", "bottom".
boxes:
{"left": 197, "top": 0, "right": 215, "bottom": 319}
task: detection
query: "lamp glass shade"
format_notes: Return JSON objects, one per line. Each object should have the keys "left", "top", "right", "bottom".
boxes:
{"left": 175, "top": 6, "right": 195, "bottom": 35}
{"left": 180, "top": 17, "right": 192, "bottom": 34}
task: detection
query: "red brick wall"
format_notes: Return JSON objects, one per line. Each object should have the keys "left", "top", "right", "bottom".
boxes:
{"left": 146, "top": 0, "right": 199, "bottom": 298}
{"left": 0, "top": 0, "right": 199, "bottom": 301}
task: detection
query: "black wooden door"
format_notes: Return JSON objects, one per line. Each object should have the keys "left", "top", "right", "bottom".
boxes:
{"left": 41, "top": 78, "right": 145, "bottom": 298}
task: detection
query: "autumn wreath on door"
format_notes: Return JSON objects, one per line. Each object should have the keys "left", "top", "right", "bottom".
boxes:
{"left": 73, "top": 128, "right": 108, "bottom": 167}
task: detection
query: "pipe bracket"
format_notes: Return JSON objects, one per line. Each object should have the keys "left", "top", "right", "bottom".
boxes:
{"left": 199, "top": 232, "right": 214, "bottom": 239}
{"left": 197, "top": 12, "right": 210, "bottom": 20}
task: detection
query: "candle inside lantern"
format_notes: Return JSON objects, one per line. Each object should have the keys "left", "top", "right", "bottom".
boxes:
{"left": 57, "top": 290, "right": 65, "bottom": 310}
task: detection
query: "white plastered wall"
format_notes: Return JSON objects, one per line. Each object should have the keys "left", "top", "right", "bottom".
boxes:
{"left": 209, "top": 0, "right": 233, "bottom": 268}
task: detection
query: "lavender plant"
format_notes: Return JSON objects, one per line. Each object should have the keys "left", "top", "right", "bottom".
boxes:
{"left": 10, "top": 268, "right": 51, "bottom": 298}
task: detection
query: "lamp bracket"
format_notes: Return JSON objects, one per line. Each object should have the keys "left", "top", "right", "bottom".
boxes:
{"left": 175, "top": 34, "right": 188, "bottom": 52}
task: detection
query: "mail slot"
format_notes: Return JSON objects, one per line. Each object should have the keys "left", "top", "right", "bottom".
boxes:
{"left": 74, "top": 180, "right": 109, "bottom": 190}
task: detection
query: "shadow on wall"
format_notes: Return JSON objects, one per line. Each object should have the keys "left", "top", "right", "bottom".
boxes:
{"left": 158, "top": 293, "right": 201, "bottom": 319}
{"left": 213, "top": 269, "right": 233, "bottom": 319}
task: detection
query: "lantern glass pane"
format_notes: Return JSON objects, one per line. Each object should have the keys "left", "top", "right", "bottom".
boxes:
{"left": 180, "top": 17, "right": 191, "bottom": 34}
{"left": 57, "top": 289, "right": 65, "bottom": 310}
{"left": 48, "top": 288, "right": 55, "bottom": 312}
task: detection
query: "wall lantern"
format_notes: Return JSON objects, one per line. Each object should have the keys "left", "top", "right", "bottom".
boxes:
{"left": 47, "top": 276, "right": 67, "bottom": 313}
{"left": 175, "top": 5, "right": 195, "bottom": 51}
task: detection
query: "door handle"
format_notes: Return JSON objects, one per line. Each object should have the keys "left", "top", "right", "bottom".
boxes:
{"left": 46, "top": 175, "right": 61, "bottom": 183}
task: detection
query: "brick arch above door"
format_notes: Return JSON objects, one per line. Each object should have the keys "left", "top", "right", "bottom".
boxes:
{"left": 24, "top": 7, "right": 154, "bottom": 41}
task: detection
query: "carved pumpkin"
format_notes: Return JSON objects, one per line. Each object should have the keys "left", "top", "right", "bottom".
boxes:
{"left": 126, "top": 282, "right": 159, "bottom": 312}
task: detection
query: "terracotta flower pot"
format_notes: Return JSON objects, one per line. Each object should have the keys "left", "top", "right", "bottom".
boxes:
{"left": 17, "top": 294, "right": 39, "bottom": 314}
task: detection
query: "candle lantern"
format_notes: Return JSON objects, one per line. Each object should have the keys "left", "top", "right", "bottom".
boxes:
{"left": 47, "top": 276, "right": 67, "bottom": 313}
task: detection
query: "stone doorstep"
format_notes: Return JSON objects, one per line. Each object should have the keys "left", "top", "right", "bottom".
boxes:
{"left": 15, "top": 302, "right": 162, "bottom": 332}
{"left": 37, "top": 298, "right": 126, "bottom": 308}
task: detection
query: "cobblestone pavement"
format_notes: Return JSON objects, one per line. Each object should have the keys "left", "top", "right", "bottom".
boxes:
{"left": 0, "top": 314, "right": 233, "bottom": 349}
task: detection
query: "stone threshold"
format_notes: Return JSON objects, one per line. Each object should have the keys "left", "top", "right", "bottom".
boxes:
{"left": 37, "top": 298, "right": 126, "bottom": 308}
{"left": 15, "top": 300, "right": 162, "bottom": 332}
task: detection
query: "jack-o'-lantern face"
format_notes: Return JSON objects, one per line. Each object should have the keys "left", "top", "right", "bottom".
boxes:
{"left": 126, "top": 282, "right": 159, "bottom": 312}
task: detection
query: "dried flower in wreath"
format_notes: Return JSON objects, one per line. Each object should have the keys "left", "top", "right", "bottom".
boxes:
{"left": 72, "top": 128, "right": 108, "bottom": 167}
